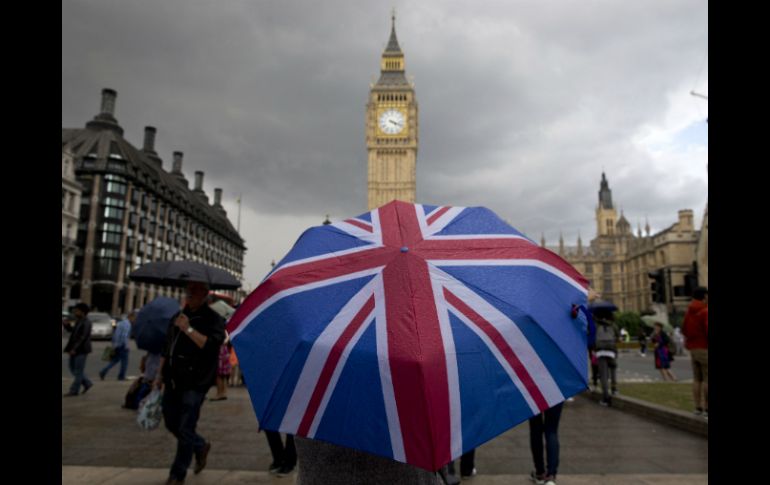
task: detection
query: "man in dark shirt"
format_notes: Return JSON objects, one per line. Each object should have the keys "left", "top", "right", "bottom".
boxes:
{"left": 154, "top": 281, "right": 225, "bottom": 485}
{"left": 63, "top": 302, "right": 94, "bottom": 396}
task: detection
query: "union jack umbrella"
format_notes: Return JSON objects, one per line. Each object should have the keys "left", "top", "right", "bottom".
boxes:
{"left": 228, "top": 201, "right": 590, "bottom": 471}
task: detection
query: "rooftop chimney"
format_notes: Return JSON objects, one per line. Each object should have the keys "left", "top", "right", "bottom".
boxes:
{"left": 172, "top": 152, "right": 184, "bottom": 174}
{"left": 214, "top": 188, "right": 223, "bottom": 206}
{"left": 143, "top": 126, "right": 157, "bottom": 152}
{"left": 194, "top": 171, "right": 204, "bottom": 191}
{"left": 100, "top": 88, "right": 117, "bottom": 116}
{"left": 86, "top": 88, "right": 123, "bottom": 134}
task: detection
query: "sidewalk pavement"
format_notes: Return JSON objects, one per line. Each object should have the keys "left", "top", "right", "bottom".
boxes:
{"left": 63, "top": 379, "right": 707, "bottom": 484}
{"left": 63, "top": 466, "right": 708, "bottom": 485}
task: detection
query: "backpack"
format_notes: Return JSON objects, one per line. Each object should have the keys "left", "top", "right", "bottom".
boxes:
{"left": 595, "top": 322, "right": 617, "bottom": 350}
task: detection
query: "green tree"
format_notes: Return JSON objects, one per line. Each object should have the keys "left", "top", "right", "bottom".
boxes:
{"left": 614, "top": 311, "right": 643, "bottom": 337}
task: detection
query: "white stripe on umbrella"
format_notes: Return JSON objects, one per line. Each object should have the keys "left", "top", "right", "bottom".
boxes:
{"left": 437, "top": 267, "right": 565, "bottom": 412}
{"left": 374, "top": 274, "right": 406, "bottom": 463}
{"left": 230, "top": 267, "right": 384, "bottom": 340}
{"left": 429, "top": 259, "right": 589, "bottom": 296}
{"left": 419, "top": 206, "right": 466, "bottom": 238}
{"left": 280, "top": 278, "right": 378, "bottom": 434}
{"left": 429, "top": 268, "right": 464, "bottom": 460}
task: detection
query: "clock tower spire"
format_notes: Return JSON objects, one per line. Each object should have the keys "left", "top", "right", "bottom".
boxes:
{"left": 366, "top": 14, "right": 418, "bottom": 210}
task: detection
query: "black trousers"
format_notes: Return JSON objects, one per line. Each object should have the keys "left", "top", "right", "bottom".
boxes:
{"left": 265, "top": 430, "right": 296, "bottom": 468}
{"left": 447, "top": 449, "right": 475, "bottom": 476}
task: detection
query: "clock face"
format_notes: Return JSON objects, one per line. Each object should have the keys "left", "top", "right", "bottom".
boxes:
{"left": 378, "top": 109, "right": 406, "bottom": 135}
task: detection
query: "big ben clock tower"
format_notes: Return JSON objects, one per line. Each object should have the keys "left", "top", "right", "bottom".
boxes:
{"left": 366, "top": 14, "right": 418, "bottom": 210}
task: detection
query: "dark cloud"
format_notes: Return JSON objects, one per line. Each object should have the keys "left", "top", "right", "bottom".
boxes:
{"left": 63, "top": 0, "right": 708, "bottom": 284}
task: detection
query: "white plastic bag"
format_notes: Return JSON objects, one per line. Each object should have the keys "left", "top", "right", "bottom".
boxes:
{"left": 137, "top": 389, "right": 163, "bottom": 430}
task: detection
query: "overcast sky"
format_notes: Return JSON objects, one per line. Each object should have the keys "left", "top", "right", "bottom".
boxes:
{"left": 62, "top": 0, "right": 708, "bottom": 291}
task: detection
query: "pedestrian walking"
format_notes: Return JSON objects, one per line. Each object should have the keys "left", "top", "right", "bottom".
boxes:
{"left": 528, "top": 402, "right": 564, "bottom": 485}
{"left": 100, "top": 310, "right": 137, "bottom": 381}
{"left": 592, "top": 307, "right": 619, "bottom": 406}
{"left": 651, "top": 322, "right": 677, "bottom": 381}
{"left": 682, "top": 287, "right": 708, "bottom": 417}
{"left": 63, "top": 302, "right": 94, "bottom": 396}
{"left": 154, "top": 281, "right": 225, "bottom": 485}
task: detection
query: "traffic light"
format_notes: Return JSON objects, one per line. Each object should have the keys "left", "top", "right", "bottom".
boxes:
{"left": 648, "top": 270, "right": 665, "bottom": 303}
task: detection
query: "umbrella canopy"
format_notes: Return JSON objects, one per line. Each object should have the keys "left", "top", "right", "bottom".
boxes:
{"left": 132, "top": 296, "right": 181, "bottom": 354}
{"left": 209, "top": 299, "right": 236, "bottom": 320}
{"left": 227, "top": 201, "right": 590, "bottom": 471}
{"left": 587, "top": 300, "right": 618, "bottom": 313}
{"left": 640, "top": 315, "right": 673, "bottom": 333}
{"left": 128, "top": 260, "right": 241, "bottom": 290}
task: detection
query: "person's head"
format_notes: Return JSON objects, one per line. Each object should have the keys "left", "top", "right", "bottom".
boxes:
{"left": 693, "top": 286, "right": 708, "bottom": 302}
{"left": 126, "top": 309, "right": 138, "bottom": 323}
{"left": 73, "top": 302, "right": 90, "bottom": 318}
{"left": 185, "top": 281, "right": 210, "bottom": 310}
{"left": 592, "top": 308, "right": 615, "bottom": 322}
{"left": 653, "top": 322, "right": 663, "bottom": 333}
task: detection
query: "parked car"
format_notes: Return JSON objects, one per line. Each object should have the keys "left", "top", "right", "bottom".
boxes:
{"left": 89, "top": 312, "right": 116, "bottom": 340}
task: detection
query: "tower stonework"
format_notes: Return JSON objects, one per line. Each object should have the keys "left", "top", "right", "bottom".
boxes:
{"left": 366, "top": 15, "right": 418, "bottom": 210}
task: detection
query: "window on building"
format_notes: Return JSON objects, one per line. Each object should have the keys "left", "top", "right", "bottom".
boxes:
{"left": 603, "top": 279, "right": 613, "bottom": 293}
{"left": 104, "top": 197, "right": 126, "bottom": 208}
{"left": 603, "top": 263, "right": 612, "bottom": 274}
{"left": 95, "top": 258, "right": 120, "bottom": 280}
{"left": 100, "top": 232, "right": 122, "bottom": 245}
{"left": 585, "top": 263, "right": 593, "bottom": 274}
{"left": 103, "top": 207, "right": 124, "bottom": 220}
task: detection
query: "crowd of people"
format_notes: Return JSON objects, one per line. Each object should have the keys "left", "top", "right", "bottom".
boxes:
{"left": 63, "top": 283, "right": 708, "bottom": 484}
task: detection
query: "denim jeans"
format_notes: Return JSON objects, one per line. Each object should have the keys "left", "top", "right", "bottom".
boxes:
{"left": 528, "top": 402, "right": 564, "bottom": 477}
{"left": 68, "top": 354, "right": 92, "bottom": 395}
{"left": 162, "top": 388, "right": 207, "bottom": 480}
{"left": 100, "top": 347, "right": 129, "bottom": 380}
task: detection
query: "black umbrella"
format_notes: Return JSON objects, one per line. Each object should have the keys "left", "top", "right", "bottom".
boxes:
{"left": 587, "top": 300, "right": 618, "bottom": 312}
{"left": 129, "top": 260, "right": 242, "bottom": 290}
{"left": 132, "top": 296, "right": 180, "bottom": 354}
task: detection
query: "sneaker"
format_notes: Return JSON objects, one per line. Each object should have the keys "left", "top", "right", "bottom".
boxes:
{"left": 99, "top": 371, "right": 106, "bottom": 381}
{"left": 530, "top": 471, "right": 547, "bottom": 484}
{"left": 599, "top": 398, "right": 611, "bottom": 407}
{"left": 276, "top": 464, "right": 295, "bottom": 476}
{"left": 461, "top": 467, "right": 477, "bottom": 479}
{"left": 82, "top": 382, "right": 93, "bottom": 394}
{"left": 611, "top": 388, "right": 618, "bottom": 396}
{"left": 268, "top": 462, "right": 281, "bottom": 474}
{"left": 543, "top": 476, "right": 557, "bottom": 485}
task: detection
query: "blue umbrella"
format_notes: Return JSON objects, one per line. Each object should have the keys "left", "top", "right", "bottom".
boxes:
{"left": 227, "top": 201, "right": 590, "bottom": 471}
{"left": 133, "top": 297, "right": 181, "bottom": 353}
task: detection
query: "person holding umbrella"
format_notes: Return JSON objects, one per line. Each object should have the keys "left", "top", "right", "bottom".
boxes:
{"left": 227, "top": 201, "right": 591, "bottom": 479}
{"left": 152, "top": 281, "right": 226, "bottom": 485}
{"left": 590, "top": 301, "right": 620, "bottom": 406}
